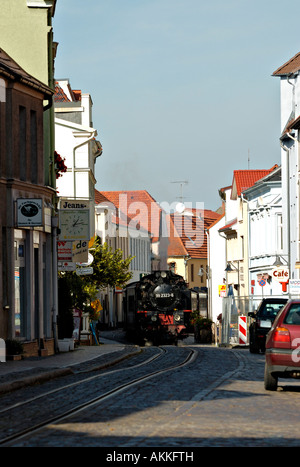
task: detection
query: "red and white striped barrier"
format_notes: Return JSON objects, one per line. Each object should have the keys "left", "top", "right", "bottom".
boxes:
{"left": 238, "top": 316, "right": 247, "bottom": 345}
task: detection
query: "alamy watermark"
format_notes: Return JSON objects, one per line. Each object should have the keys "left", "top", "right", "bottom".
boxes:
{"left": 0, "top": 339, "right": 6, "bottom": 363}
{"left": 96, "top": 196, "right": 205, "bottom": 248}
{"left": 292, "top": 338, "right": 300, "bottom": 362}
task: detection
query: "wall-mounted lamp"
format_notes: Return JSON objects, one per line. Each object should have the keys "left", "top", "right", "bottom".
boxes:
{"left": 273, "top": 255, "right": 284, "bottom": 267}
{"left": 224, "top": 262, "right": 238, "bottom": 272}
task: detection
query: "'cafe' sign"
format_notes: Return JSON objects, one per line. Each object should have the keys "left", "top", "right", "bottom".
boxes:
{"left": 272, "top": 266, "right": 289, "bottom": 292}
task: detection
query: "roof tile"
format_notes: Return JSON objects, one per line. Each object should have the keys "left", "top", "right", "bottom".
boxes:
{"left": 95, "top": 190, "right": 162, "bottom": 238}
{"left": 231, "top": 165, "right": 278, "bottom": 199}
{"left": 273, "top": 52, "right": 300, "bottom": 76}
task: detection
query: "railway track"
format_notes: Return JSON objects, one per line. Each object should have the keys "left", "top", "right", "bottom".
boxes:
{"left": 0, "top": 346, "right": 197, "bottom": 446}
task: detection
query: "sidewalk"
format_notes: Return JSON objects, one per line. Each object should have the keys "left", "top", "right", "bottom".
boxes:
{"left": 0, "top": 335, "right": 140, "bottom": 395}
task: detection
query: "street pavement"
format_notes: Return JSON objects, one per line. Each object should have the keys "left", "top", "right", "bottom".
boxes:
{"left": 0, "top": 332, "right": 140, "bottom": 395}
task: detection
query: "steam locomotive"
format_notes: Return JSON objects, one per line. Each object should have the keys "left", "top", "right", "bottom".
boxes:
{"left": 123, "top": 270, "right": 206, "bottom": 345}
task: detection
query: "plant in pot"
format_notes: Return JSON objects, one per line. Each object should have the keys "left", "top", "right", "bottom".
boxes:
{"left": 191, "top": 312, "right": 213, "bottom": 343}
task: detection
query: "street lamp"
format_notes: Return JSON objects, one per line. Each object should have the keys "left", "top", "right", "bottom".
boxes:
{"left": 198, "top": 266, "right": 210, "bottom": 278}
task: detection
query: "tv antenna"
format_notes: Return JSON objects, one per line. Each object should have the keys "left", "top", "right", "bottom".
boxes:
{"left": 171, "top": 180, "right": 189, "bottom": 203}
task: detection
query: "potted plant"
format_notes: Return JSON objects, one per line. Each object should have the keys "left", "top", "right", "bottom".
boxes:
{"left": 191, "top": 312, "right": 213, "bottom": 343}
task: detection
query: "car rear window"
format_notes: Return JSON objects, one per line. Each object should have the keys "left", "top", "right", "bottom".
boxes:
{"left": 284, "top": 304, "right": 300, "bottom": 325}
{"left": 259, "top": 303, "right": 286, "bottom": 319}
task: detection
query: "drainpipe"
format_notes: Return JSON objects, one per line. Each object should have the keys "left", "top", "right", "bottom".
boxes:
{"left": 285, "top": 131, "right": 299, "bottom": 278}
{"left": 287, "top": 74, "right": 296, "bottom": 114}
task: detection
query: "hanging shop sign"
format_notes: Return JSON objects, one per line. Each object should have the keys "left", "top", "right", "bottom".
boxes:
{"left": 289, "top": 280, "right": 300, "bottom": 295}
{"left": 76, "top": 252, "right": 94, "bottom": 267}
{"left": 272, "top": 267, "right": 289, "bottom": 282}
{"left": 17, "top": 198, "right": 43, "bottom": 227}
{"left": 72, "top": 239, "right": 89, "bottom": 263}
{"left": 76, "top": 267, "right": 93, "bottom": 276}
{"left": 58, "top": 261, "right": 76, "bottom": 272}
{"left": 57, "top": 241, "right": 73, "bottom": 262}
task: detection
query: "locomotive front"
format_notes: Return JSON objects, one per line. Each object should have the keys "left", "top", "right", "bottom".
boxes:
{"left": 136, "top": 271, "right": 191, "bottom": 344}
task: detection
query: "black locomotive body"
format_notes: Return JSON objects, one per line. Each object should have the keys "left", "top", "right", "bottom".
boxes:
{"left": 123, "top": 270, "right": 200, "bottom": 345}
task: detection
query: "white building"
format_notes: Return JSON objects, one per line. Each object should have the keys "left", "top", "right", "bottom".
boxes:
{"left": 273, "top": 52, "right": 300, "bottom": 281}
{"left": 218, "top": 167, "right": 279, "bottom": 303}
{"left": 54, "top": 79, "right": 102, "bottom": 240}
{"left": 207, "top": 213, "right": 226, "bottom": 322}
{"left": 95, "top": 190, "right": 152, "bottom": 327}
{"left": 243, "top": 166, "right": 286, "bottom": 297}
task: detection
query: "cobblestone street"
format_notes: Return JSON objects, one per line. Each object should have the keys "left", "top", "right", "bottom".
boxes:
{"left": 3, "top": 343, "right": 300, "bottom": 448}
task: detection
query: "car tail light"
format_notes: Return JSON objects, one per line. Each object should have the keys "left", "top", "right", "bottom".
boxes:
{"left": 273, "top": 326, "right": 290, "bottom": 343}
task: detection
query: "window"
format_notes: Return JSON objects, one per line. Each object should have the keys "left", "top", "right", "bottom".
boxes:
{"left": 277, "top": 214, "right": 283, "bottom": 252}
{"left": 284, "top": 304, "right": 300, "bottom": 325}
{"left": 30, "top": 110, "right": 37, "bottom": 183}
{"left": 191, "top": 263, "right": 194, "bottom": 282}
{"left": 19, "top": 106, "right": 26, "bottom": 181}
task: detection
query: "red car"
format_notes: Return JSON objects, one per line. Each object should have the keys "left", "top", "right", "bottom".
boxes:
{"left": 264, "top": 299, "right": 300, "bottom": 390}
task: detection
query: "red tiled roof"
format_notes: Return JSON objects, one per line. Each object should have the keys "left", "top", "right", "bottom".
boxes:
{"left": 169, "top": 210, "right": 222, "bottom": 259}
{"left": 166, "top": 215, "right": 188, "bottom": 257}
{"left": 73, "top": 90, "right": 82, "bottom": 102}
{"left": 283, "top": 114, "right": 300, "bottom": 134}
{"left": 95, "top": 190, "right": 146, "bottom": 231}
{"left": 54, "top": 81, "right": 70, "bottom": 102}
{"left": 207, "top": 212, "right": 225, "bottom": 230}
{"left": 95, "top": 190, "right": 162, "bottom": 239}
{"left": 219, "top": 218, "right": 237, "bottom": 233}
{"left": 273, "top": 52, "right": 300, "bottom": 76}
{"left": 231, "top": 165, "right": 278, "bottom": 199}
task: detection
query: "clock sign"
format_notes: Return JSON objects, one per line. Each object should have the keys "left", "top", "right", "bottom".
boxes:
{"left": 59, "top": 209, "right": 90, "bottom": 240}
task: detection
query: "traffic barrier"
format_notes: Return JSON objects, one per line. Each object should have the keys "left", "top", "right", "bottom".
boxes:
{"left": 238, "top": 316, "right": 247, "bottom": 345}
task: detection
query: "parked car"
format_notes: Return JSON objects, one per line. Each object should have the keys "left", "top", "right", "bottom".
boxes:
{"left": 264, "top": 299, "right": 300, "bottom": 390}
{"left": 248, "top": 298, "right": 288, "bottom": 353}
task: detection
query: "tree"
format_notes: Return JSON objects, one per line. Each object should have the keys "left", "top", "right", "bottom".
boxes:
{"left": 89, "top": 238, "right": 133, "bottom": 289}
{"left": 57, "top": 237, "right": 133, "bottom": 329}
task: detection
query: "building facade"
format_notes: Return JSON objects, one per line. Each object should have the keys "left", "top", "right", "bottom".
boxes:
{"left": 0, "top": 49, "right": 55, "bottom": 355}
{"left": 219, "top": 167, "right": 278, "bottom": 304}
{"left": 243, "top": 166, "right": 285, "bottom": 297}
{"left": 273, "top": 52, "right": 300, "bottom": 283}
{"left": 55, "top": 79, "right": 102, "bottom": 244}
{"left": 95, "top": 190, "right": 152, "bottom": 327}
{"left": 0, "top": 1, "right": 58, "bottom": 356}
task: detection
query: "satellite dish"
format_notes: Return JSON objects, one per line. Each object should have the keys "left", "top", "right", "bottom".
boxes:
{"left": 175, "top": 202, "right": 185, "bottom": 213}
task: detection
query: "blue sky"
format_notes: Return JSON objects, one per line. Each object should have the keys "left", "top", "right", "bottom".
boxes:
{"left": 53, "top": 0, "right": 300, "bottom": 211}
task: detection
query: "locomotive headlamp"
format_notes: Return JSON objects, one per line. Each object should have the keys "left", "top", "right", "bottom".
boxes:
{"left": 151, "top": 315, "right": 157, "bottom": 322}
{"left": 174, "top": 313, "right": 181, "bottom": 322}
